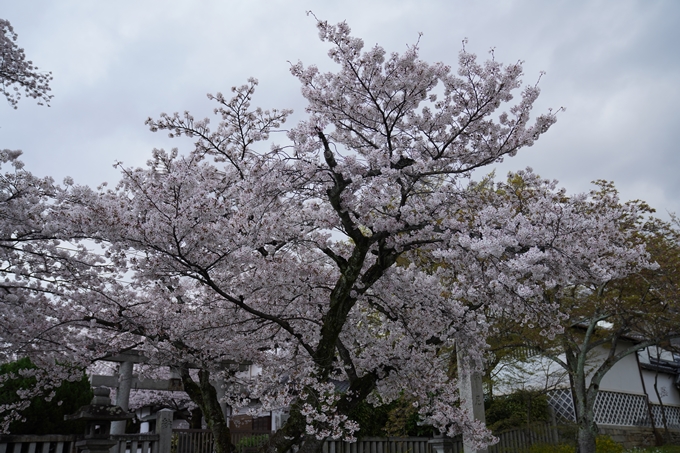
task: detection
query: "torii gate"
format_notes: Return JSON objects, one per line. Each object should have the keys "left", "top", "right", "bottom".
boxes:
{"left": 92, "top": 351, "right": 232, "bottom": 435}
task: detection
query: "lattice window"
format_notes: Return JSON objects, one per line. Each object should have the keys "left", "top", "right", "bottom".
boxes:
{"left": 651, "top": 404, "right": 680, "bottom": 429}
{"left": 547, "top": 388, "right": 576, "bottom": 422}
{"left": 593, "top": 391, "right": 649, "bottom": 426}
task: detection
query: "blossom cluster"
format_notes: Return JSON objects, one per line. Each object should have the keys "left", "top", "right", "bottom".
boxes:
{"left": 0, "top": 19, "right": 52, "bottom": 108}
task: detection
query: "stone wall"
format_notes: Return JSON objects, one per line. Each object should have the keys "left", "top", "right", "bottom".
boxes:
{"left": 599, "top": 425, "right": 680, "bottom": 449}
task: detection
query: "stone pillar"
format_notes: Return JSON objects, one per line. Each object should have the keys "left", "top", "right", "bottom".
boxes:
{"left": 140, "top": 407, "right": 151, "bottom": 433}
{"left": 169, "top": 366, "right": 181, "bottom": 382}
{"left": 428, "top": 434, "right": 455, "bottom": 453}
{"left": 457, "top": 349, "right": 488, "bottom": 453}
{"left": 156, "top": 409, "right": 174, "bottom": 453}
{"left": 212, "top": 376, "right": 231, "bottom": 423}
{"left": 111, "top": 360, "right": 134, "bottom": 435}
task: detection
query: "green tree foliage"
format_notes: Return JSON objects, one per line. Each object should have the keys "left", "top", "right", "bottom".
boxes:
{"left": 383, "top": 398, "right": 435, "bottom": 438}
{"left": 0, "top": 358, "right": 92, "bottom": 434}
{"left": 485, "top": 390, "right": 551, "bottom": 432}
{"left": 346, "top": 400, "right": 393, "bottom": 437}
{"left": 345, "top": 396, "right": 435, "bottom": 438}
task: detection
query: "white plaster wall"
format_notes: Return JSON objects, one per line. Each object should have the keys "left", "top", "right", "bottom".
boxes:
{"left": 642, "top": 370, "right": 680, "bottom": 406}
{"left": 594, "top": 347, "right": 645, "bottom": 394}
{"left": 490, "top": 339, "right": 680, "bottom": 409}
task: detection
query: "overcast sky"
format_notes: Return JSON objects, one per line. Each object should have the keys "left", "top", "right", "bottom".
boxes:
{"left": 2, "top": 0, "right": 678, "bottom": 217}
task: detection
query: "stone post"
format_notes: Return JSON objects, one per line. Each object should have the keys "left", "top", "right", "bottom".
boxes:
{"left": 156, "top": 409, "right": 174, "bottom": 453}
{"left": 138, "top": 407, "right": 151, "bottom": 433}
{"left": 111, "top": 360, "right": 134, "bottom": 435}
{"left": 457, "top": 349, "right": 488, "bottom": 453}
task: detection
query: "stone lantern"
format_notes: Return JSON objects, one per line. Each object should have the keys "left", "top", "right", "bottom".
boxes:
{"left": 64, "top": 386, "right": 134, "bottom": 453}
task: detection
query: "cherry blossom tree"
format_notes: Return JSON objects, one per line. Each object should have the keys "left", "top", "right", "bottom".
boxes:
{"left": 0, "top": 149, "right": 263, "bottom": 443}
{"left": 0, "top": 19, "right": 652, "bottom": 453}
{"left": 0, "top": 19, "right": 52, "bottom": 108}
{"left": 64, "top": 19, "right": 652, "bottom": 453}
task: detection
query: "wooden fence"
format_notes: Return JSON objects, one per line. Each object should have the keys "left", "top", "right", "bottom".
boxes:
{"left": 0, "top": 435, "right": 76, "bottom": 453}
{"left": 173, "top": 429, "right": 216, "bottom": 453}
{"left": 1, "top": 422, "right": 559, "bottom": 453}
{"left": 322, "top": 437, "right": 433, "bottom": 453}
{"left": 231, "top": 431, "right": 270, "bottom": 453}
{"left": 172, "top": 429, "right": 272, "bottom": 453}
{"left": 172, "top": 426, "right": 559, "bottom": 453}
{"left": 1, "top": 432, "right": 161, "bottom": 453}
{"left": 320, "top": 423, "right": 558, "bottom": 453}
{"left": 488, "top": 422, "right": 559, "bottom": 453}
{"left": 111, "top": 433, "right": 160, "bottom": 453}
{"left": 170, "top": 433, "right": 437, "bottom": 453}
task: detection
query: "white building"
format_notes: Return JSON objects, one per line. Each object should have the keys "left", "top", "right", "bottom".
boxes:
{"left": 492, "top": 340, "right": 680, "bottom": 429}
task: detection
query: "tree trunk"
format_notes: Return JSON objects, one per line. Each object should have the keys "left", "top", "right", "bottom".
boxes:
{"left": 572, "top": 380, "right": 598, "bottom": 453}
{"left": 567, "top": 343, "right": 598, "bottom": 453}
{"left": 265, "top": 402, "right": 307, "bottom": 453}
{"left": 297, "top": 437, "right": 324, "bottom": 453}
{"left": 573, "top": 385, "right": 597, "bottom": 453}
{"left": 573, "top": 379, "right": 598, "bottom": 453}
{"left": 637, "top": 350, "right": 664, "bottom": 446}
{"left": 267, "top": 432, "right": 324, "bottom": 453}
{"left": 652, "top": 351, "right": 671, "bottom": 444}
{"left": 190, "top": 407, "right": 203, "bottom": 429}
{"left": 264, "top": 372, "right": 376, "bottom": 453}
{"left": 180, "top": 366, "right": 233, "bottom": 453}
{"left": 576, "top": 421, "right": 597, "bottom": 453}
